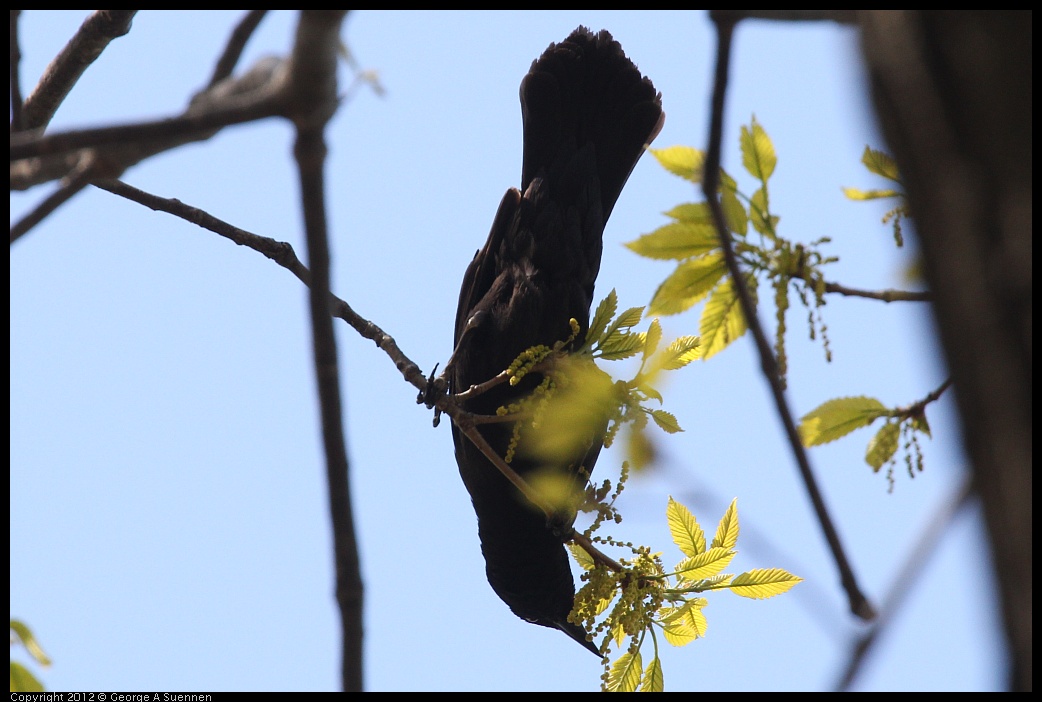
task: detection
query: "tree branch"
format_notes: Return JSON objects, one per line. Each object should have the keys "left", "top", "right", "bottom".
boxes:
{"left": 208, "top": 10, "right": 269, "bottom": 88}
{"left": 706, "top": 11, "right": 875, "bottom": 621}
{"left": 19, "top": 10, "right": 137, "bottom": 132}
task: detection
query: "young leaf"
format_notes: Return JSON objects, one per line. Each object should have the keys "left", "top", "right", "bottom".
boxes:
{"left": 607, "top": 650, "right": 643, "bottom": 692}
{"left": 598, "top": 331, "right": 646, "bottom": 361}
{"left": 720, "top": 185, "right": 748, "bottom": 236}
{"left": 699, "top": 275, "right": 751, "bottom": 359}
{"left": 648, "top": 253, "right": 727, "bottom": 316}
{"left": 741, "top": 118, "right": 777, "bottom": 181}
{"left": 710, "top": 498, "right": 739, "bottom": 551}
{"left": 657, "top": 336, "right": 702, "bottom": 370}
{"left": 651, "top": 145, "right": 704, "bottom": 183}
{"left": 664, "top": 202, "right": 714, "bottom": 224}
{"left": 674, "top": 546, "right": 736, "bottom": 581}
{"left": 624, "top": 221, "right": 720, "bottom": 260}
{"left": 861, "top": 146, "right": 901, "bottom": 183}
{"left": 639, "top": 656, "right": 665, "bottom": 692}
{"left": 651, "top": 409, "right": 683, "bottom": 434}
{"left": 10, "top": 620, "right": 51, "bottom": 667}
{"left": 568, "top": 542, "right": 596, "bottom": 571}
{"left": 643, "top": 319, "right": 663, "bottom": 363}
{"left": 666, "top": 496, "right": 706, "bottom": 557}
{"left": 842, "top": 187, "right": 902, "bottom": 201}
{"left": 799, "top": 396, "right": 889, "bottom": 446}
{"left": 728, "top": 568, "right": 803, "bottom": 599}
{"left": 9, "top": 662, "right": 44, "bottom": 693}
{"left": 587, "top": 290, "right": 618, "bottom": 348}
{"left": 660, "top": 599, "right": 709, "bottom": 646}
{"left": 602, "top": 306, "right": 646, "bottom": 343}
{"left": 866, "top": 420, "right": 901, "bottom": 471}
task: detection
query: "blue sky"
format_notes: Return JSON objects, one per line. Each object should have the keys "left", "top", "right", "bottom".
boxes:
{"left": 11, "top": 10, "right": 1004, "bottom": 692}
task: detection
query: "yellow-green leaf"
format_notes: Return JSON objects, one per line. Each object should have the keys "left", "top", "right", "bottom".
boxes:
{"left": 729, "top": 568, "right": 803, "bottom": 599}
{"left": 607, "top": 651, "right": 643, "bottom": 692}
{"left": 910, "top": 412, "right": 932, "bottom": 438}
{"left": 699, "top": 275, "right": 751, "bottom": 359}
{"left": 651, "top": 409, "right": 682, "bottom": 434}
{"left": 749, "top": 187, "right": 778, "bottom": 237}
{"left": 664, "top": 202, "right": 714, "bottom": 224}
{"left": 568, "top": 542, "right": 596, "bottom": 571}
{"left": 667, "top": 496, "right": 705, "bottom": 557}
{"left": 587, "top": 290, "right": 618, "bottom": 347}
{"left": 660, "top": 599, "right": 708, "bottom": 645}
{"left": 657, "top": 335, "right": 702, "bottom": 370}
{"left": 598, "top": 331, "right": 646, "bottom": 361}
{"left": 10, "top": 662, "right": 44, "bottom": 693}
{"left": 648, "top": 253, "right": 727, "bottom": 316}
{"left": 866, "top": 420, "right": 900, "bottom": 471}
{"left": 861, "top": 146, "right": 901, "bottom": 183}
{"left": 675, "top": 546, "right": 735, "bottom": 581}
{"left": 643, "top": 319, "right": 662, "bottom": 363}
{"left": 842, "top": 187, "right": 902, "bottom": 201}
{"left": 651, "top": 145, "right": 704, "bottom": 183}
{"left": 10, "top": 620, "right": 51, "bottom": 668}
{"left": 626, "top": 426, "right": 655, "bottom": 470}
{"left": 720, "top": 185, "right": 748, "bottom": 236}
{"left": 741, "top": 118, "right": 776, "bottom": 181}
{"left": 639, "top": 656, "right": 664, "bottom": 692}
{"left": 602, "top": 306, "right": 645, "bottom": 341}
{"left": 624, "top": 221, "right": 720, "bottom": 260}
{"left": 710, "top": 498, "right": 739, "bottom": 551}
{"left": 799, "top": 396, "right": 889, "bottom": 446}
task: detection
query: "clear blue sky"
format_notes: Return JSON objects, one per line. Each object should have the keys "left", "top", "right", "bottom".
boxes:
{"left": 11, "top": 10, "right": 1004, "bottom": 692}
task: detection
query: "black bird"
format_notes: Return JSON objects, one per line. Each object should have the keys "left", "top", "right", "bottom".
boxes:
{"left": 447, "top": 27, "right": 663, "bottom": 655}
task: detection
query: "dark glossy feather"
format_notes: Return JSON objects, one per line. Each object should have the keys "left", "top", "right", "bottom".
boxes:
{"left": 448, "top": 27, "right": 663, "bottom": 656}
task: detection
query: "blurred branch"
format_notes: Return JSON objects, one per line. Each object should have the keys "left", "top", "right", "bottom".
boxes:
{"left": 835, "top": 475, "right": 974, "bottom": 690}
{"left": 705, "top": 11, "right": 875, "bottom": 622}
{"left": 18, "top": 10, "right": 137, "bottom": 132}
{"left": 859, "top": 12, "right": 1031, "bottom": 689}
{"left": 814, "top": 278, "right": 931, "bottom": 303}
{"left": 10, "top": 152, "right": 95, "bottom": 244}
{"left": 208, "top": 10, "right": 269, "bottom": 87}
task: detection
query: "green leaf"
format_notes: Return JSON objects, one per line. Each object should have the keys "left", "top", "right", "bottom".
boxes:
{"left": 568, "top": 542, "right": 596, "bottom": 571}
{"left": 657, "top": 336, "right": 702, "bottom": 370}
{"left": 799, "top": 396, "right": 889, "bottom": 446}
{"left": 624, "top": 221, "right": 720, "bottom": 260}
{"left": 602, "top": 306, "right": 645, "bottom": 344}
{"left": 699, "top": 275, "right": 751, "bottom": 359}
{"left": 910, "top": 412, "right": 932, "bottom": 438}
{"left": 10, "top": 662, "right": 44, "bottom": 693}
{"left": 639, "top": 656, "right": 664, "bottom": 692}
{"left": 720, "top": 185, "right": 748, "bottom": 236}
{"left": 729, "top": 568, "right": 803, "bottom": 599}
{"left": 664, "top": 202, "right": 714, "bottom": 224}
{"left": 651, "top": 145, "right": 704, "bottom": 183}
{"left": 861, "top": 146, "right": 901, "bottom": 183}
{"left": 866, "top": 421, "right": 900, "bottom": 471}
{"left": 643, "top": 319, "right": 662, "bottom": 363}
{"left": 607, "top": 651, "right": 643, "bottom": 692}
{"left": 651, "top": 409, "right": 683, "bottom": 434}
{"left": 666, "top": 496, "right": 705, "bottom": 557}
{"left": 710, "top": 498, "right": 739, "bottom": 551}
{"left": 842, "top": 187, "right": 902, "bottom": 201}
{"left": 675, "top": 546, "right": 735, "bottom": 581}
{"left": 660, "top": 599, "right": 708, "bottom": 646}
{"left": 648, "top": 253, "right": 727, "bottom": 316}
{"left": 10, "top": 620, "right": 51, "bottom": 667}
{"left": 587, "top": 290, "right": 618, "bottom": 347}
{"left": 741, "top": 118, "right": 777, "bottom": 181}
{"left": 598, "top": 332, "right": 646, "bottom": 361}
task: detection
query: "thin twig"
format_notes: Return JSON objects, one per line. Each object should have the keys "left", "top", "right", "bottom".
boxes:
{"left": 209, "top": 10, "right": 269, "bottom": 88}
{"left": 706, "top": 11, "right": 875, "bottom": 621}
{"left": 20, "top": 10, "right": 137, "bottom": 132}
{"left": 10, "top": 155, "right": 95, "bottom": 243}
{"left": 897, "top": 377, "right": 953, "bottom": 418}
{"left": 817, "top": 278, "right": 931, "bottom": 303}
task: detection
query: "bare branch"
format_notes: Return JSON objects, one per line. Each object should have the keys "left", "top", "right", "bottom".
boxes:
{"left": 817, "top": 278, "right": 931, "bottom": 303}
{"left": 704, "top": 13, "right": 875, "bottom": 622}
{"left": 19, "top": 10, "right": 137, "bottom": 132}
{"left": 10, "top": 153, "right": 96, "bottom": 244}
